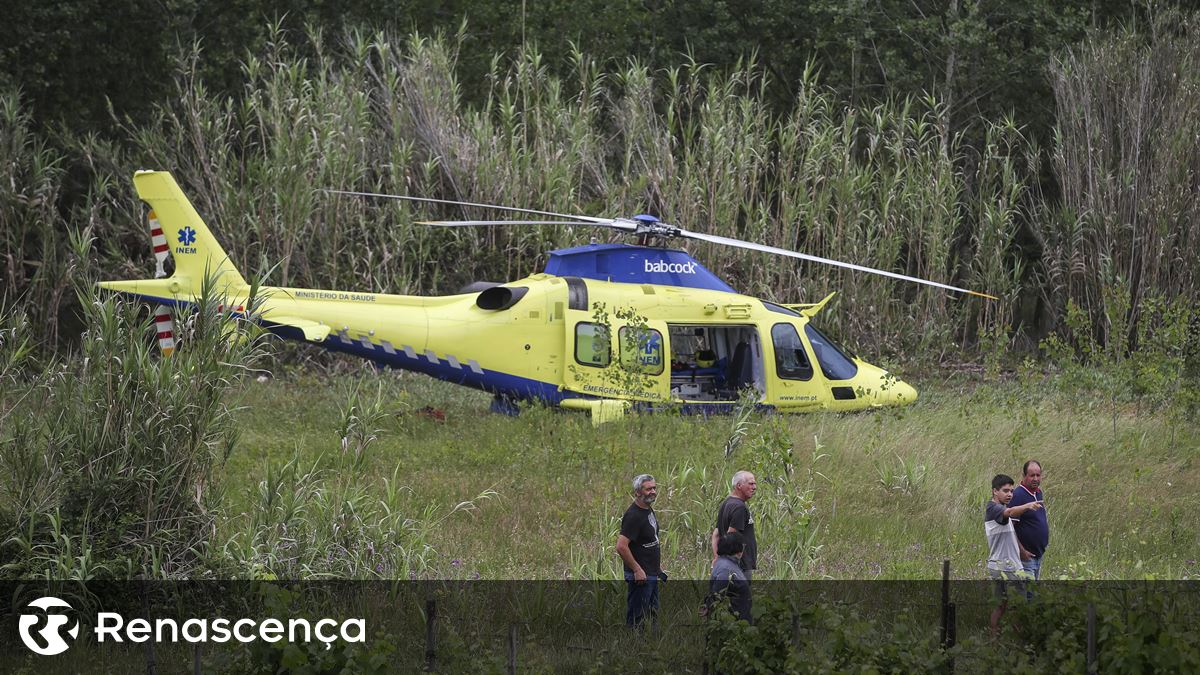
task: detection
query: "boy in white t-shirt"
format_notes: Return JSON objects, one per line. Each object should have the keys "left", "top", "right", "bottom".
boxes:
{"left": 985, "top": 474, "right": 1043, "bottom": 636}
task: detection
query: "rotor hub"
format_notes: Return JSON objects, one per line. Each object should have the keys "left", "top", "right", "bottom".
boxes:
{"left": 631, "top": 214, "right": 679, "bottom": 239}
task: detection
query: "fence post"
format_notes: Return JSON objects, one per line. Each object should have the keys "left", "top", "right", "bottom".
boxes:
{"left": 940, "top": 560, "right": 950, "bottom": 648}
{"left": 194, "top": 644, "right": 202, "bottom": 675}
{"left": 1086, "top": 602, "right": 1097, "bottom": 674}
{"left": 946, "top": 602, "right": 956, "bottom": 674}
{"left": 940, "top": 560, "right": 955, "bottom": 674}
{"left": 425, "top": 599, "right": 437, "bottom": 672}
{"left": 508, "top": 623, "right": 518, "bottom": 675}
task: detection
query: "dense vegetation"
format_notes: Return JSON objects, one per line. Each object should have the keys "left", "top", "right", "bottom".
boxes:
{"left": 2, "top": 4, "right": 1198, "bottom": 359}
{"left": 0, "top": 0, "right": 1197, "bottom": 587}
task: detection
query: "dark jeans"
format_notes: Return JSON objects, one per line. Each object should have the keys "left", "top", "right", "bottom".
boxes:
{"left": 624, "top": 571, "right": 660, "bottom": 627}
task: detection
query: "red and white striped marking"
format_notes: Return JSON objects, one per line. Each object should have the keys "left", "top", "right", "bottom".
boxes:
{"left": 148, "top": 210, "right": 170, "bottom": 278}
{"left": 154, "top": 304, "right": 175, "bottom": 357}
{"left": 148, "top": 209, "right": 176, "bottom": 357}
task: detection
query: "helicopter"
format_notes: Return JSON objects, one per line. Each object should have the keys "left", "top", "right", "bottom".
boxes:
{"left": 100, "top": 171, "right": 993, "bottom": 424}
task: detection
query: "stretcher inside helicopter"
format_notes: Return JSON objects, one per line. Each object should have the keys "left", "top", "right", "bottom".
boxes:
{"left": 666, "top": 325, "right": 763, "bottom": 401}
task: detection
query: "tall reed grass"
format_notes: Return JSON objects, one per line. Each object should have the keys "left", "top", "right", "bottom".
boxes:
{"left": 2, "top": 24, "right": 1046, "bottom": 359}
{"left": 5, "top": 17, "right": 1198, "bottom": 361}
{"left": 1048, "top": 9, "right": 1200, "bottom": 349}
{"left": 0, "top": 270, "right": 268, "bottom": 579}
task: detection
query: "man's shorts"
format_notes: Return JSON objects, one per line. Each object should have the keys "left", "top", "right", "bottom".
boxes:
{"left": 988, "top": 568, "right": 1028, "bottom": 602}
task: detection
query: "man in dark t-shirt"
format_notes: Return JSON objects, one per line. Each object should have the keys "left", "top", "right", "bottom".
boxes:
{"left": 1009, "top": 460, "right": 1049, "bottom": 579}
{"left": 617, "top": 473, "right": 664, "bottom": 627}
{"left": 712, "top": 470, "right": 758, "bottom": 577}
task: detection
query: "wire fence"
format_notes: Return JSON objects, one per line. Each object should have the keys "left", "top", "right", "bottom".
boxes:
{"left": 7, "top": 574, "right": 1197, "bottom": 673}
{"left": 401, "top": 565, "right": 1200, "bottom": 673}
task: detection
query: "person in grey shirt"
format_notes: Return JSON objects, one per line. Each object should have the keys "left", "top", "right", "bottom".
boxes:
{"left": 985, "top": 473, "right": 1043, "bottom": 636}
{"left": 704, "top": 532, "right": 751, "bottom": 623}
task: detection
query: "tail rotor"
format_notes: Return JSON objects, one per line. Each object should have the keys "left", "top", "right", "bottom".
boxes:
{"left": 147, "top": 210, "right": 176, "bottom": 357}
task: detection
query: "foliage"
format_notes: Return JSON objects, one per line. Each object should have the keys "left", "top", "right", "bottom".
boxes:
{"left": 23, "top": 26, "right": 1037, "bottom": 359}
{"left": 215, "top": 584, "right": 397, "bottom": 674}
{"left": 6, "top": 4, "right": 1195, "bottom": 364}
{"left": 217, "top": 453, "right": 499, "bottom": 579}
{"left": 1039, "top": 290, "right": 1194, "bottom": 438}
{"left": 876, "top": 451, "right": 928, "bottom": 497}
{"left": 0, "top": 91, "right": 69, "bottom": 345}
{"left": 705, "top": 594, "right": 949, "bottom": 673}
{"left": 1010, "top": 586, "right": 1200, "bottom": 671}
{"left": 0, "top": 273, "right": 268, "bottom": 579}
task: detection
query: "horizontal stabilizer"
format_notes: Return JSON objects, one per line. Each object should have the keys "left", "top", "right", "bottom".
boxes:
{"left": 97, "top": 278, "right": 186, "bottom": 303}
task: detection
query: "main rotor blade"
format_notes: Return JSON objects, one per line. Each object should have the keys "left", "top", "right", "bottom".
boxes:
{"left": 416, "top": 219, "right": 633, "bottom": 229}
{"left": 323, "top": 189, "right": 614, "bottom": 224}
{"left": 681, "top": 229, "right": 997, "bottom": 300}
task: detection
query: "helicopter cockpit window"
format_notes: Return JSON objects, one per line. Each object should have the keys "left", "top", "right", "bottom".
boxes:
{"left": 770, "top": 323, "right": 813, "bottom": 380}
{"left": 619, "top": 326, "right": 664, "bottom": 376}
{"left": 574, "top": 322, "right": 611, "bottom": 367}
{"left": 804, "top": 324, "right": 858, "bottom": 380}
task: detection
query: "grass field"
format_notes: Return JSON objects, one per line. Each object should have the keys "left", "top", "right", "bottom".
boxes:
{"left": 218, "top": 360, "right": 1200, "bottom": 581}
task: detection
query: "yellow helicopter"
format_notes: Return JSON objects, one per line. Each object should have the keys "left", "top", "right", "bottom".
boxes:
{"left": 100, "top": 171, "right": 993, "bottom": 424}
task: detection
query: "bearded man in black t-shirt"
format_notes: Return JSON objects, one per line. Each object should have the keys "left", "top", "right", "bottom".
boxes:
{"left": 617, "top": 473, "right": 665, "bottom": 627}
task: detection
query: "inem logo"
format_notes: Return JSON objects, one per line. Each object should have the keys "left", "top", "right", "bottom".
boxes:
{"left": 176, "top": 225, "right": 197, "bottom": 254}
{"left": 18, "top": 597, "right": 80, "bottom": 656}
{"left": 644, "top": 259, "right": 697, "bottom": 274}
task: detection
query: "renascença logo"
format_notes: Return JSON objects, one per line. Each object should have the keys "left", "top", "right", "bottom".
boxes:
{"left": 644, "top": 259, "right": 697, "bottom": 274}
{"left": 17, "top": 596, "right": 366, "bottom": 655}
{"left": 19, "top": 597, "right": 80, "bottom": 656}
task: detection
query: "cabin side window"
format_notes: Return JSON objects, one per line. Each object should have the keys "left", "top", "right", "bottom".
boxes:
{"left": 770, "top": 323, "right": 813, "bottom": 381}
{"left": 804, "top": 324, "right": 858, "bottom": 380}
{"left": 619, "top": 326, "right": 664, "bottom": 376}
{"left": 574, "top": 322, "right": 611, "bottom": 367}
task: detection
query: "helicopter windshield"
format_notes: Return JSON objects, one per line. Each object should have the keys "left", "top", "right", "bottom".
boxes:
{"left": 804, "top": 324, "right": 858, "bottom": 381}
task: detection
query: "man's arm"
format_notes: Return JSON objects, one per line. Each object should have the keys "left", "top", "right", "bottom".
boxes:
{"left": 1002, "top": 501, "right": 1042, "bottom": 519}
{"left": 1017, "top": 541, "right": 1033, "bottom": 561}
{"left": 728, "top": 503, "right": 750, "bottom": 532}
{"left": 711, "top": 524, "right": 741, "bottom": 561}
{"left": 616, "top": 534, "right": 645, "bottom": 583}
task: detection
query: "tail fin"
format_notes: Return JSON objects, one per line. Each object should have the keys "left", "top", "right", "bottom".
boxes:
{"left": 134, "top": 171, "right": 246, "bottom": 289}
{"left": 100, "top": 171, "right": 247, "bottom": 301}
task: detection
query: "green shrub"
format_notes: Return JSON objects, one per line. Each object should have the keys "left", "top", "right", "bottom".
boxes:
{"left": 0, "top": 276, "right": 267, "bottom": 579}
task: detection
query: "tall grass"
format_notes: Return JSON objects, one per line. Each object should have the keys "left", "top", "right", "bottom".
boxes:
{"left": 222, "top": 368, "right": 1199, "bottom": 581}
{"left": 0, "top": 24, "right": 1043, "bottom": 359}
{"left": 5, "top": 19, "right": 1200, "bottom": 359}
{"left": 1047, "top": 9, "right": 1200, "bottom": 349}
{"left": 0, "top": 92, "right": 68, "bottom": 345}
{"left": 0, "top": 270, "right": 268, "bottom": 579}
